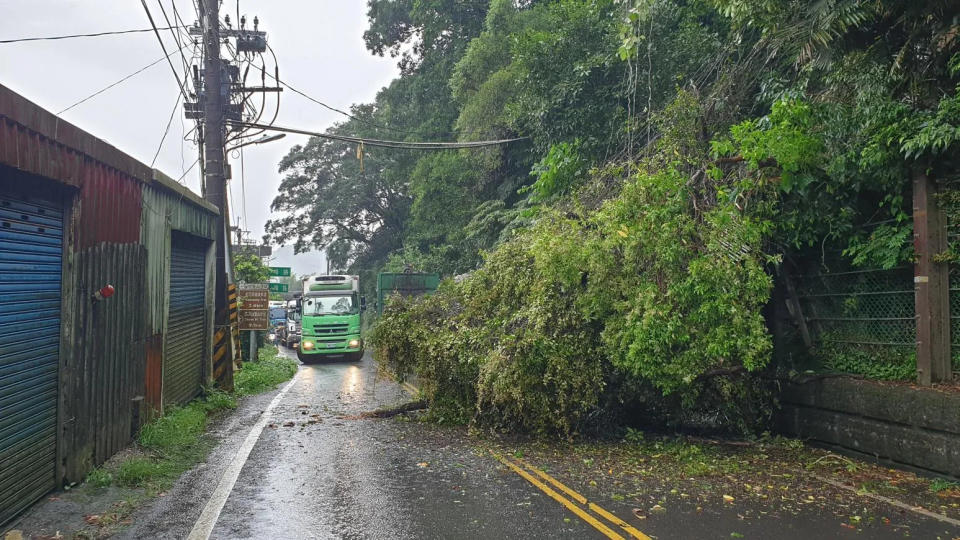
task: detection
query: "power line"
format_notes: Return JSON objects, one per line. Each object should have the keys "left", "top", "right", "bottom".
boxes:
{"left": 176, "top": 158, "right": 200, "bottom": 183}
{"left": 155, "top": 0, "right": 193, "bottom": 81}
{"left": 141, "top": 0, "right": 190, "bottom": 102}
{"left": 151, "top": 89, "right": 184, "bottom": 167}
{"left": 228, "top": 121, "right": 528, "bottom": 149}
{"left": 0, "top": 26, "right": 186, "bottom": 44}
{"left": 265, "top": 70, "right": 408, "bottom": 135}
{"left": 57, "top": 45, "right": 186, "bottom": 115}
{"left": 262, "top": 56, "right": 519, "bottom": 140}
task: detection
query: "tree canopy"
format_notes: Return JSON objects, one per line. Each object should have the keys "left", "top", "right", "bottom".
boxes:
{"left": 268, "top": 0, "right": 960, "bottom": 434}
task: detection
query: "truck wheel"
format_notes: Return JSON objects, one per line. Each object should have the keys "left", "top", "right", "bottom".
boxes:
{"left": 348, "top": 351, "right": 364, "bottom": 362}
{"left": 297, "top": 350, "right": 309, "bottom": 364}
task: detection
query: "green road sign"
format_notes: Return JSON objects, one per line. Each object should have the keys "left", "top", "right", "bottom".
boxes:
{"left": 269, "top": 266, "right": 291, "bottom": 277}
{"left": 268, "top": 282, "right": 289, "bottom": 293}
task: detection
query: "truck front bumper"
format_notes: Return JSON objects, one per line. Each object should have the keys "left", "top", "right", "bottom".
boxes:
{"left": 299, "top": 336, "right": 363, "bottom": 356}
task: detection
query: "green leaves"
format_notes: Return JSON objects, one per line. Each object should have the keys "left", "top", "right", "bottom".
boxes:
{"left": 374, "top": 162, "right": 773, "bottom": 435}
{"left": 526, "top": 140, "right": 590, "bottom": 201}
{"left": 233, "top": 253, "right": 271, "bottom": 283}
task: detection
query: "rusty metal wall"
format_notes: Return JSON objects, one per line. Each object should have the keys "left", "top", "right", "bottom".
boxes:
{"left": 0, "top": 84, "right": 153, "bottom": 190}
{"left": 144, "top": 334, "right": 163, "bottom": 416}
{"left": 59, "top": 243, "right": 147, "bottom": 483}
{"left": 75, "top": 166, "right": 142, "bottom": 249}
{"left": 0, "top": 84, "right": 221, "bottom": 505}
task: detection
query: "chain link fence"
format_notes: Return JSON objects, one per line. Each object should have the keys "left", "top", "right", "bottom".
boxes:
{"left": 792, "top": 264, "right": 916, "bottom": 379}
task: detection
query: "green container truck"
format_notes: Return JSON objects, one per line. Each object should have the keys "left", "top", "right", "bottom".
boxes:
{"left": 376, "top": 272, "right": 441, "bottom": 315}
{"left": 297, "top": 275, "right": 366, "bottom": 362}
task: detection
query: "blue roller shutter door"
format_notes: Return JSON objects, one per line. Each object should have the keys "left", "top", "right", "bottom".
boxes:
{"left": 163, "top": 235, "right": 207, "bottom": 406}
{"left": 0, "top": 191, "right": 62, "bottom": 525}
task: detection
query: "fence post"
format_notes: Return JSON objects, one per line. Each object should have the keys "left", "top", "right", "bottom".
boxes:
{"left": 782, "top": 272, "right": 814, "bottom": 351}
{"left": 913, "top": 170, "right": 951, "bottom": 384}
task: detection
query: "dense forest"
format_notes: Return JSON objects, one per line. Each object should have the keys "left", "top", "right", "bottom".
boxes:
{"left": 266, "top": 0, "right": 960, "bottom": 435}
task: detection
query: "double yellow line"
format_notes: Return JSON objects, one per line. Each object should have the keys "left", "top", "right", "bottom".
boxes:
{"left": 399, "top": 380, "right": 646, "bottom": 539}
{"left": 491, "top": 452, "right": 650, "bottom": 540}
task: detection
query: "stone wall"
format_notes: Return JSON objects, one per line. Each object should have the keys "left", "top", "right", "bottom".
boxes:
{"left": 776, "top": 377, "right": 960, "bottom": 478}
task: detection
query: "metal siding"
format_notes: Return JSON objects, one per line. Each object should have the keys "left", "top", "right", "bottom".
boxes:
{"left": 62, "top": 243, "right": 147, "bottom": 483}
{"left": 163, "top": 235, "right": 208, "bottom": 406}
{"left": 76, "top": 164, "right": 142, "bottom": 249}
{"left": 0, "top": 190, "right": 61, "bottom": 526}
{"left": 144, "top": 334, "right": 163, "bottom": 415}
{"left": 0, "top": 85, "right": 154, "bottom": 188}
{"left": 140, "top": 184, "right": 217, "bottom": 336}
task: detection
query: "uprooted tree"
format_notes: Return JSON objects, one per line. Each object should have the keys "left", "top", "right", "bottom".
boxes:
{"left": 269, "top": 0, "right": 960, "bottom": 435}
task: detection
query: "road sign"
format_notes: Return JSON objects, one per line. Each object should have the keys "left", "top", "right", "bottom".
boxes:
{"left": 238, "top": 283, "right": 270, "bottom": 329}
{"left": 269, "top": 266, "right": 291, "bottom": 277}
{"left": 268, "top": 282, "right": 289, "bottom": 293}
{"left": 238, "top": 309, "right": 270, "bottom": 330}
{"left": 237, "top": 284, "right": 269, "bottom": 309}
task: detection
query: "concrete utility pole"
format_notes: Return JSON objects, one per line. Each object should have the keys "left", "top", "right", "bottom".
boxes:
{"left": 200, "top": 0, "right": 230, "bottom": 323}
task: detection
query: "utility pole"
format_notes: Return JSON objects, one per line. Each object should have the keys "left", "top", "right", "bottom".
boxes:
{"left": 200, "top": 0, "right": 230, "bottom": 323}
{"left": 187, "top": 2, "right": 276, "bottom": 386}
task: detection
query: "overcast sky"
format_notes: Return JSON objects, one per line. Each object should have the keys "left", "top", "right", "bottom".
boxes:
{"left": 0, "top": 1, "right": 399, "bottom": 276}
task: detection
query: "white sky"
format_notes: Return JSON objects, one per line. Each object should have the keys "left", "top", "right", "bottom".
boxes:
{"left": 0, "top": 1, "right": 399, "bottom": 276}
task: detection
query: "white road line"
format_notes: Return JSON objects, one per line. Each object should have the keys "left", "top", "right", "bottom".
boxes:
{"left": 187, "top": 372, "right": 300, "bottom": 540}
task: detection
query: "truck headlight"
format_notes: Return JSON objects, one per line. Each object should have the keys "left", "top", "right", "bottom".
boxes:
{"left": 348, "top": 339, "right": 360, "bottom": 348}
{"left": 302, "top": 341, "right": 315, "bottom": 351}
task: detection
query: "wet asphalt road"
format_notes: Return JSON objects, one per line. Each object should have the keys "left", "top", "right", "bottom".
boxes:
{"left": 121, "top": 350, "right": 602, "bottom": 540}
{"left": 116, "top": 349, "right": 960, "bottom": 540}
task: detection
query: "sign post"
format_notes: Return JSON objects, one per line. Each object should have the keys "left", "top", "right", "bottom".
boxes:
{"left": 238, "top": 283, "right": 269, "bottom": 363}
{"left": 268, "top": 282, "right": 289, "bottom": 293}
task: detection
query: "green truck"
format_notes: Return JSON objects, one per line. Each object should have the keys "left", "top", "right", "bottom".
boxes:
{"left": 376, "top": 272, "right": 441, "bottom": 316}
{"left": 297, "top": 275, "right": 366, "bottom": 362}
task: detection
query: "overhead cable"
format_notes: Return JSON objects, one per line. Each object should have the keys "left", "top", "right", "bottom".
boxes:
{"left": 0, "top": 26, "right": 186, "bottom": 44}
{"left": 228, "top": 121, "right": 528, "bottom": 149}
{"left": 140, "top": 0, "right": 191, "bottom": 102}
{"left": 151, "top": 89, "right": 184, "bottom": 167}
{"left": 262, "top": 60, "right": 523, "bottom": 140}
{"left": 155, "top": 0, "right": 193, "bottom": 80}
{"left": 261, "top": 44, "right": 455, "bottom": 138}
{"left": 57, "top": 44, "right": 187, "bottom": 115}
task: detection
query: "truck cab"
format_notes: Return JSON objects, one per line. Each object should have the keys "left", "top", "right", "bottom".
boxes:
{"left": 297, "top": 275, "right": 365, "bottom": 362}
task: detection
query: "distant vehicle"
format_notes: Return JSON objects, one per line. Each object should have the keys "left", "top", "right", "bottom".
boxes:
{"left": 376, "top": 272, "right": 441, "bottom": 316}
{"left": 297, "top": 276, "right": 366, "bottom": 363}
{"left": 278, "top": 298, "right": 300, "bottom": 348}
{"left": 269, "top": 306, "right": 286, "bottom": 327}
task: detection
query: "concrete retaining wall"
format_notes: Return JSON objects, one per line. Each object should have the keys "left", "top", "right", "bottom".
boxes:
{"left": 776, "top": 377, "right": 960, "bottom": 478}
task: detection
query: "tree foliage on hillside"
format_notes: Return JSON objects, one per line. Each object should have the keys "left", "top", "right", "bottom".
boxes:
{"left": 270, "top": 0, "right": 960, "bottom": 434}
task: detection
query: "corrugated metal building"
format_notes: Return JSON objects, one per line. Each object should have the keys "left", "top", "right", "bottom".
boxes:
{"left": 0, "top": 84, "right": 220, "bottom": 524}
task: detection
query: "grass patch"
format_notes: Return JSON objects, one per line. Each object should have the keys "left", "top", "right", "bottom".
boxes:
{"left": 82, "top": 345, "right": 296, "bottom": 494}
{"left": 84, "top": 468, "right": 113, "bottom": 489}
{"left": 930, "top": 478, "right": 960, "bottom": 493}
{"left": 235, "top": 345, "right": 298, "bottom": 396}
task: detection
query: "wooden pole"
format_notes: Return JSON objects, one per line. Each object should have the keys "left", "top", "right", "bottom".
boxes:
{"left": 913, "top": 170, "right": 951, "bottom": 385}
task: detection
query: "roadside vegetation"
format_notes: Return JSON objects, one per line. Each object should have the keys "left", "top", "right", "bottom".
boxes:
{"left": 70, "top": 346, "right": 296, "bottom": 536}
{"left": 259, "top": 1, "right": 960, "bottom": 435}
{"left": 482, "top": 429, "right": 960, "bottom": 530}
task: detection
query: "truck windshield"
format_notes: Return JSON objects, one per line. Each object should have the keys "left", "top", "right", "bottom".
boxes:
{"left": 302, "top": 294, "right": 356, "bottom": 316}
